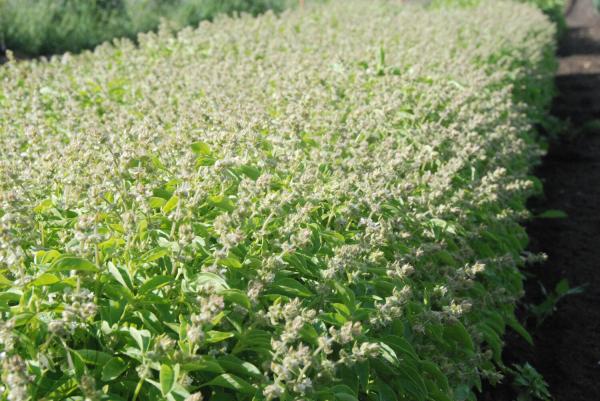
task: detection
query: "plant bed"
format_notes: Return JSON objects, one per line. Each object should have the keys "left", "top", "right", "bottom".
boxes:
{"left": 0, "top": 1, "right": 556, "bottom": 400}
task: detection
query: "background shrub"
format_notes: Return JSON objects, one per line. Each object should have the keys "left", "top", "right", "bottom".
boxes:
{"left": 0, "top": 0, "right": 291, "bottom": 56}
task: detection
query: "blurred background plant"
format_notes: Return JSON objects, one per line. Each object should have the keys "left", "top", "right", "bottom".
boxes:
{"left": 0, "top": 0, "right": 294, "bottom": 56}
{"left": 429, "top": 0, "right": 566, "bottom": 34}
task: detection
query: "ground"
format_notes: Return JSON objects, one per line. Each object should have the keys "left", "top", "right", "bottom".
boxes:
{"left": 483, "top": 0, "right": 600, "bottom": 400}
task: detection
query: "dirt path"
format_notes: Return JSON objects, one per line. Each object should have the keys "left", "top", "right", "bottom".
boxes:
{"left": 484, "top": 1, "right": 600, "bottom": 400}
{"left": 528, "top": 0, "right": 600, "bottom": 401}
{"left": 527, "top": 0, "right": 600, "bottom": 398}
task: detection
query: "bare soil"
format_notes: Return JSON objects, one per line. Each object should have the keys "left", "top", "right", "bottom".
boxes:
{"left": 482, "top": 0, "right": 600, "bottom": 400}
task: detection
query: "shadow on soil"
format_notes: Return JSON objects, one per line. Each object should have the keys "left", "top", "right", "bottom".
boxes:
{"left": 558, "top": 28, "right": 600, "bottom": 56}
{"left": 481, "top": 1, "right": 600, "bottom": 401}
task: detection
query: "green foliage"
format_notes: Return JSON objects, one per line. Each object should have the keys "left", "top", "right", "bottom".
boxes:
{"left": 535, "top": 209, "right": 567, "bottom": 218}
{"left": 0, "top": 0, "right": 557, "bottom": 400}
{"left": 511, "top": 363, "right": 552, "bottom": 401}
{"left": 527, "top": 279, "right": 585, "bottom": 327}
{"left": 580, "top": 118, "right": 600, "bottom": 134}
{"left": 0, "top": 0, "right": 290, "bottom": 56}
{"left": 520, "top": 0, "right": 566, "bottom": 35}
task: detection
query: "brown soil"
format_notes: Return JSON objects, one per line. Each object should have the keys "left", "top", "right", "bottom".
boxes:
{"left": 482, "top": 0, "right": 600, "bottom": 400}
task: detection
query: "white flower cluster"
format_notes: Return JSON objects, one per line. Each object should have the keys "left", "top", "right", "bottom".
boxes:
{"left": 0, "top": 0, "right": 555, "bottom": 400}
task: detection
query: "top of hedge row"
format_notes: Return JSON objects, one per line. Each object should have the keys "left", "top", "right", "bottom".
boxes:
{"left": 0, "top": 1, "right": 555, "bottom": 401}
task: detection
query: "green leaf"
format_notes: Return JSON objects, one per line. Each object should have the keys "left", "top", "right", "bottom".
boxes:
{"left": 12, "top": 312, "right": 34, "bottom": 327}
{"left": 507, "top": 315, "right": 533, "bottom": 345}
{"left": 30, "top": 273, "right": 60, "bottom": 287}
{"left": 380, "top": 335, "right": 418, "bottom": 361}
{"left": 434, "top": 250, "right": 456, "bottom": 266}
{"left": 203, "top": 373, "right": 255, "bottom": 394}
{"left": 149, "top": 196, "right": 167, "bottom": 209}
{"left": 169, "top": 383, "right": 190, "bottom": 401}
{"left": 41, "top": 250, "right": 62, "bottom": 264}
{"left": 141, "top": 247, "right": 170, "bottom": 263}
{"left": 126, "top": 327, "right": 152, "bottom": 351}
{"left": 0, "top": 273, "right": 11, "bottom": 287}
{"left": 70, "top": 350, "right": 86, "bottom": 380}
{"left": 217, "top": 355, "right": 261, "bottom": 378}
{"left": 356, "top": 360, "right": 370, "bottom": 391}
{"left": 196, "top": 156, "right": 217, "bottom": 167}
{"left": 207, "top": 330, "right": 235, "bottom": 344}
{"left": 331, "top": 385, "right": 357, "bottom": 396}
{"left": 378, "top": 343, "right": 428, "bottom": 401}
{"left": 478, "top": 323, "right": 502, "bottom": 362}
{"left": 425, "top": 382, "right": 453, "bottom": 401}
{"left": 139, "top": 275, "right": 172, "bottom": 295}
{"left": 376, "top": 379, "right": 398, "bottom": 401}
{"left": 443, "top": 321, "right": 474, "bottom": 352}
{"left": 49, "top": 256, "right": 98, "bottom": 273}
{"left": 101, "top": 357, "right": 128, "bottom": 382}
{"left": 453, "top": 384, "right": 471, "bottom": 401}
{"left": 34, "top": 198, "right": 54, "bottom": 213}
{"left": 220, "top": 289, "right": 252, "bottom": 309}
{"left": 160, "top": 364, "right": 176, "bottom": 396}
{"left": 144, "top": 378, "right": 188, "bottom": 401}
{"left": 208, "top": 195, "right": 235, "bottom": 212}
{"left": 332, "top": 303, "right": 351, "bottom": 317}
{"left": 182, "top": 356, "right": 224, "bottom": 374}
{"left": 269, "top": 278, "right": 312, "bottom": 298}
{"left": 430, "top": 218, "right": 456, "bottom": 235}
{"left": 333, "top": 281, "right": 356, "bottom": 313}
{"left": 336, "top": 394, "right": 359, "bottom": 401}
{"left": 238, "top": 165, "right": 261, "bottom": 180}
{"left": 218, "top": 256, "right": 243, "bottom": 269}
{"left": 537, "top": 209, "right": 567, "bottom": 219}
{"left": 299, "top": 323, "right": 319, "bottom": 346}
{"left": 398, "top": 362, "right": 428, "bottom": 401}
{"left": 76, "top": 349, "right": 112, "bottom": 366}
{"left": 378, "top": 342, "right": 399, "bottom": 365}
{"left": 103, "top": 283, "right": 135, "bottom": 303}
{"left": 191, "top": 141, "right": 211, "bottom": 155}
{"left": 320, "top": 312, "right": 347, "bottom": 326}
{"left": 107, "top": 261, "right": 132, "bottom": 290}
{"left": 163, "top": 195, "right": 179, "bottom": 214}
{"left": 419, "top": 361, "right": 449, "bottom": 392}
{"left": 193, "top": 272, "right": 229, "bottom": 291}
{"left": 231, "top": 329, "right": 272, "bottom": 355}
{"left": 0, "top": 290, "right": 22, "bottom": 304}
